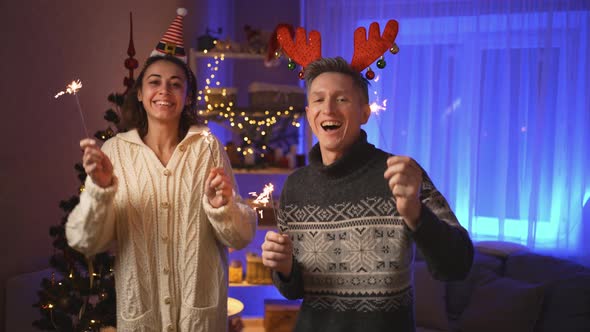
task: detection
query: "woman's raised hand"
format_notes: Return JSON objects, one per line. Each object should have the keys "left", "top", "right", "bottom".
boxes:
{"left": 80, "top": 138, "right": 114, "bottom": 188}
{"left": 205, "top": 167, "right": 233, "bottom": 208}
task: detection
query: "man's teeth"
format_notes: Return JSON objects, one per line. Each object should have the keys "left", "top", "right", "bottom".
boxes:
{"left": 156, "top": 101, "right": 171, "bottom": 106}
{"left": 321, "top": 121, "right": 342, "bottom": 130}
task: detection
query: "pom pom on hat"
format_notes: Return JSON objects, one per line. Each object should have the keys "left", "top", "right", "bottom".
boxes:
{"left": 150, "top": 8, "right": 188, "bottom": 63}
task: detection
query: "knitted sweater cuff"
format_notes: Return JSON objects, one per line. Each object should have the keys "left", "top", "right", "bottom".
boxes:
{"left": 84, "top": 176, "right": 119, "bottom": 202}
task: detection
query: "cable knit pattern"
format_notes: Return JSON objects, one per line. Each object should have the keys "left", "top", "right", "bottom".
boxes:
{"left": 66, "top": 125, "right": 257, "bottom": 332}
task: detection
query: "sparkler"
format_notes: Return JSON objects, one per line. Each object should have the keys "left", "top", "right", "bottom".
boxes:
{"left": 55, "top": 80, "right": 90, "bottom": 138}
{"left": 251, "top": 183, "right": 274, "bottom": 205}
{"left": 200, "top": 130, "right": 217, "bottom": 165}
{"left": 370, "top": 83, "right": 390, "bottom": 151}
{"left": 249, "top": 183, "right": 276, "bottom": 221}
{"left": 370, "top": 99, "right": 388, "bottom": 114}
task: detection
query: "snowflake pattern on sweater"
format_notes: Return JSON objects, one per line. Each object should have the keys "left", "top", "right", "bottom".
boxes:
{"left": 272, "top": 131, "right": 473, "bottom": 332}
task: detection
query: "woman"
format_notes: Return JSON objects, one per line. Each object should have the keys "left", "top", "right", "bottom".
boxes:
{"left": 66, "top": 53, "right": 257, "bottom": 331}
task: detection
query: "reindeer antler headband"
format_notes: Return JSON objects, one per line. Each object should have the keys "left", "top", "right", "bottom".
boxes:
{"left": 276, "top": 20, "right": 399, "bottom": 80}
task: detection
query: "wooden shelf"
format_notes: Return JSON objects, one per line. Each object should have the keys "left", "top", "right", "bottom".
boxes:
{"left": 199, "top": 107, "right": 304, "bottom": 119}
{"left": 230, "top": 281, "right": 274, "bottom": 287}
{"left": 191, "top": 49, "right": 265, "bottom": 60}
{"left": 234, "top": 167, "right": 293, "bottom": 175}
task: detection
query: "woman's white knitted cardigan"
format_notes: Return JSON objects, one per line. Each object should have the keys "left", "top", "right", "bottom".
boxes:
{"left": 66, "top": 126, "right": 257, "bottom": 332}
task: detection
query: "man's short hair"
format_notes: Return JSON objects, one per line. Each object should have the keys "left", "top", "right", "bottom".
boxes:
{"left": 304, "top": 57, "right": 370, "bottom": 104}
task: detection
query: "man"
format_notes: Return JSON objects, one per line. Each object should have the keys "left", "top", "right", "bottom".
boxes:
{"left": 261, "top": 57, "right": 473, "bottom": 331}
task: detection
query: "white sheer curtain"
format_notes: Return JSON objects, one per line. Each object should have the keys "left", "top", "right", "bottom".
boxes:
{"left": 302, "top": 0, "right": 590, "bottom": 264}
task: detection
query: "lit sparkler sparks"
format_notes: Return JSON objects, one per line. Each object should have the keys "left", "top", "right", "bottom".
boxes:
{"left": 249, "top": 183, "right": 276, "bottom": 220}
{"left": 54, "top": 80, "right": 82, "bottom": 98}
{"left": 55, "top": 79, "right": 89, "bottom": 137}
{"left": 250, "top": 183, "right": 274, "bottom": 205}
{"left": 370, "top": 89, "right": 390, "bottom": 150}
{"left": 370, "top": 99, "right": 388, "bottom": 114}
{"left": 200, "top": 130, "right": 217, "bottom": 165}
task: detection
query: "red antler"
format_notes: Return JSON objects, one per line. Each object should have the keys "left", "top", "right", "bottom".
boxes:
{"left": 277, "top": 26, "right": 322, "bottom": 69}
{"left": 267, "top": 23, "right": 294, "bottom": 63}
{"left": 350, "top": 20, "right": 399, "bottom": 72}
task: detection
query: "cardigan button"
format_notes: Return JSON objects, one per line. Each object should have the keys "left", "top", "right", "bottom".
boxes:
{"left": 163, "top": 169, "right": 171, "bottom": 176}
{"left": 167, "top": 324, "right": 174, "bottom": 331}
{"left": 161, "top": 202, "right": 170, "bottom": 209}
{"left": 163, "top": 267, "right": 169, "bottom": 274}
{"left": 164, "top": 296, "right": 172, "bottom": 304}
{"left": 178, "top": 145, "right": 186, "bottom": 152}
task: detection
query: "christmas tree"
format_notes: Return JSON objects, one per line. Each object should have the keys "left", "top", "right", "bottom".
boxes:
{"left": 32, "top": 13, "right": 137, "bottom": 332}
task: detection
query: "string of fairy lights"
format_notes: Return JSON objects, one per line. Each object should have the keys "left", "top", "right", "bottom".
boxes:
{"left": 196, "top": 53, "right": 302, "bottom": 161}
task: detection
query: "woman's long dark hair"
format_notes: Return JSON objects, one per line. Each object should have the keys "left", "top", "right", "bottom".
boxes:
{"left": 121, "top": 55, "right": 203, "bottom": 139}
